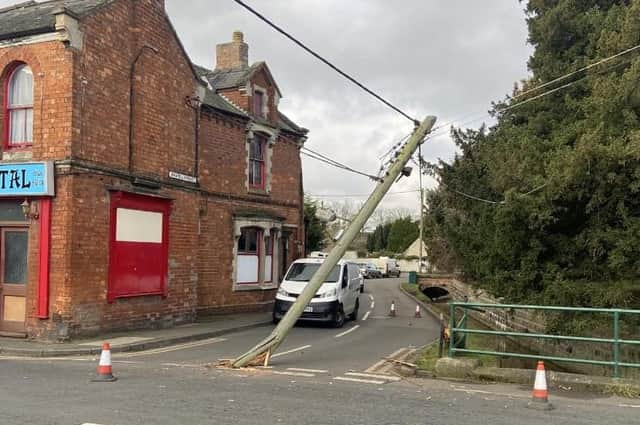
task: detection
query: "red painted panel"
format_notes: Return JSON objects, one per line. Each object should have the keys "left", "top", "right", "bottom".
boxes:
{"left": 37, "top": 198, "right": 51, "bottom": 318}
{"left": 108, "top": 192, "right": 170, "bottom": 303}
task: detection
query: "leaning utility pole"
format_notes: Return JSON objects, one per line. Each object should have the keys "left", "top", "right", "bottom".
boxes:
{"left": 418, "top": 143, "right": 424, "bottom": 273}
{"left": 231, "top": 116, "right": 437, "bottom": 368}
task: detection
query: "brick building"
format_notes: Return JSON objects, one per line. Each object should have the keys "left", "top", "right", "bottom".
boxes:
{"left": 0, "top": 0, "right": 307, "bottom": 339}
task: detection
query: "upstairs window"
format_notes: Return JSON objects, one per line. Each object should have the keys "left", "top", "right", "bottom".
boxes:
{"left": 5, "top": 64, "right": 33, "bottom": 148}
{"left": 253, "top": 90, "right": 265, "bottom": 118}
{"left": 249, "top": 134, "right": 266, "bottom": 189}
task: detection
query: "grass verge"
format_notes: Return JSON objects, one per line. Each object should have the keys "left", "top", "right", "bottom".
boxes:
{"left": 401, "top": 283, "right": 500, "bottom": 372}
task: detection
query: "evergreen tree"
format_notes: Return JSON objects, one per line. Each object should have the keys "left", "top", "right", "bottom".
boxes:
{"left": 423, "top": 0, "right": 640, "bottom": 308}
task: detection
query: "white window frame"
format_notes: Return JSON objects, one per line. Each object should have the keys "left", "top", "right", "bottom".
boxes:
{"left": 232, "top": 217, "right": 283, "bottom": 291}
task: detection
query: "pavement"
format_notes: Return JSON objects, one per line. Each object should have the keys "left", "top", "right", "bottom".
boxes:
{"left": 0, "top": 312, "right": 272, "bottom": 357}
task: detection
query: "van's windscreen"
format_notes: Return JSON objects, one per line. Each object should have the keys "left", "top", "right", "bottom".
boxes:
{"left": 285, "top": 263, "right": 340, "bottom": 282}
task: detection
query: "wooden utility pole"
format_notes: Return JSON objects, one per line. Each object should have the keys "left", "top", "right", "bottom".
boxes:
{"left": 418, "top": 143, "right": 424, "bottom": 273}
{"left": 231, "top": 116, "right": 437, "bottom": 368}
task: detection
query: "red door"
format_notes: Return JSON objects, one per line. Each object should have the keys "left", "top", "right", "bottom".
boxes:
{"left": 0, "top": 227, "right": 29, "bottom": 334}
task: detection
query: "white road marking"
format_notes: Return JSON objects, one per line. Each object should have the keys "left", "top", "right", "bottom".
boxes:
{"left": 161, "top": 362, "right": 206, "bottom": 368}
{"left": 366, "top": 347, "right": 409, "bottom": 373}
{"left": 286, "top": 368, "right": 328, "bottom": 374}
{"left": 370, "top": 302, "right": 375, "bottom": 309}
{"left": 362, "top": 311, "right": 371, "bottom": 321}
{"left": 619, "top": 404, "right": 640, "bottom": 408}
{"left": 334, "top": 376, "right": 386, "bottom": 385}
{"left": 273, "top": 370, "right": 315, "bottom": 377}
{"left": 115, "top": 337, "right": 227, "bottom": 358}
{"left": 271, "top": 344, "right": 312, "bottom": 358}
{"left": 344, "top": 372, "right": 401, "bottom": 382}
{"left": 335, "top": 325, "right": 360, "bottom": 338}
{"left": 452, "top": 387, "right": 527, "bottom": 399}
{"left": 0, "top": 356, "right": 93, "bottom": 361}
{"left": 368, "top": 294, "right": 374, "bottom": 302}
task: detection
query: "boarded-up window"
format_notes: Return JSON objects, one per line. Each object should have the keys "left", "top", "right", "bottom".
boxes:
{"left": 108, "top": 192, "right": 170, "bottom": 302}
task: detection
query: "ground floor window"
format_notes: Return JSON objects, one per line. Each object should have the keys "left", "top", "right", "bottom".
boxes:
{"left": 237, "top": 227, "right": 260, "bottom": 284}
{"left": 108, "top": 192, "right": 170, "bottom": 302}
{"left": 233, "top": 217, "right": 282, "bottom": 289}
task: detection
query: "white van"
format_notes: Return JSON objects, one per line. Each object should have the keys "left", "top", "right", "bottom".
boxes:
{"left": 273, "top": 258, "right": 361, "bottom": 328}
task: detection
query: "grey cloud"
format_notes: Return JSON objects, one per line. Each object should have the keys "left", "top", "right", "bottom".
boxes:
{"left": 0, "top": 0, "right": 531, "bottom": 213}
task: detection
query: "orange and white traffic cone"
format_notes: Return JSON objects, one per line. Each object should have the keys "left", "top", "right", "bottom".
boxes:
{"left": 92, "top": 342, "right": 117, "bottom": 382}
{"left": 389, "top": 301, "right": 396, "bottom": 317}
{"left": 527, "top": 360, "right": 553, "bottom": 410}
{"left": 414, "top": 304, "right": 422, "bottom": 318}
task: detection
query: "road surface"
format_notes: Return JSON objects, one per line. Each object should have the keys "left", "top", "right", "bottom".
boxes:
{"left": 0, "top": 277, "right": 637, "bottom": 424}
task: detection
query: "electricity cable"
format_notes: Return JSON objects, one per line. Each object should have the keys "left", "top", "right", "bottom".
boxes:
{"left": 232, "top": 0, "right": 419, "bottom": 125}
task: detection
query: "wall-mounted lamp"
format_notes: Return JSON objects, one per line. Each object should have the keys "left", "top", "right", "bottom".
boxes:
{"left": 21, "top": 199, "right": 39, "bottom": 220}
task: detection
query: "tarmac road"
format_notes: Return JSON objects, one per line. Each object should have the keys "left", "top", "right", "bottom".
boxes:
{"left": 1, "top": 277, "right": 637, "bottom": 424}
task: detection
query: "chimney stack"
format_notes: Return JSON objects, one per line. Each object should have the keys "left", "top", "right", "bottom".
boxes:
{"left": 215, "top": 31, "right": 249, "bottom": 71}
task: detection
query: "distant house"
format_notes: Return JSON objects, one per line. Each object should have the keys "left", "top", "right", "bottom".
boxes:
{"left": 403, "top": 237, "right": 428, "bottom": 258}
{"left": 401, "top": 238, "right": 430, "bottom": 272}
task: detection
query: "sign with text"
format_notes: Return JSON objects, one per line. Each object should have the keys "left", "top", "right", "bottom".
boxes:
{"left": 169, "top": 171, "right": 197, "bottom": 184}
{"left": 0, "top": 162, "right": 54, "bottom": 197}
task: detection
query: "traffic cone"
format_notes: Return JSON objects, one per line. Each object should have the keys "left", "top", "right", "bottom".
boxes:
{"left": 527, "top": 360, "right": 553, "bottom": 410}
{"left": 414, "top": 304, "right": 422, "bottom": 318}
{"left": 92, "top": 342, "right": 117, "bottom": 382}
{"left": 389, "top": 301, "right": 396, "bottom": 317}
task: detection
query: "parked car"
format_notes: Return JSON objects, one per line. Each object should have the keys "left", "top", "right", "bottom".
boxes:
{"left": 359, "top": 263, "right": 381, "bottom": 279}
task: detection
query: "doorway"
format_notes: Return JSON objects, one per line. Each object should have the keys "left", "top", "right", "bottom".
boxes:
{"left": 0, "top": 227, "right": 29, "bottom": 333}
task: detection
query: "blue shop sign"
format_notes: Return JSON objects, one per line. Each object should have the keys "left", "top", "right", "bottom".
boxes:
{"left": 0, "top": 162, "right": 54, "bottom": 197}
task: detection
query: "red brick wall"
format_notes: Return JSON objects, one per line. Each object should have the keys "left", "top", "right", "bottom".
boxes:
{"left": 0, "top": 42, "right": 74, "bottom": 161}
{"left": 57, "top": 173, "right": 199, "bottom": 336}
{"left": 250, "top": 69, "right": 278, "bottom": 124}
{"left": 74, "top": 0, "right": 198, "bottom": 177}
{"left": 1, "top": 0, "right": 305, "bottom": 338}
{"left": 196, "top": 197, "right": 303, "bottom": 314}
{"left": 270, "top": 135, "right": 303, "bottom": 204}
{"left": 198, "top": 112, "right": 247, "bottom": 194}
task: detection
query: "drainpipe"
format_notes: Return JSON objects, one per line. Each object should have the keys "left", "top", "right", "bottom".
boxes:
{"left": 128, "top": 44, "right": 159, "bottom": 176}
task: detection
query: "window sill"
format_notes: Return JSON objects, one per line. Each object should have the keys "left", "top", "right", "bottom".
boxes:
{"left": 233, "top": 283, "right": 278, "bottom": 292}
{"left": 2, "top": 149, "right": 33, "bottom": 161}
{"left": 248, "top": 187, "right": 270, "bottom": 196}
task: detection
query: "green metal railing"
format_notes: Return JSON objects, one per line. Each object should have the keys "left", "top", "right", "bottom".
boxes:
{"left": 448, "top": 302, "right": 640, "bottom": 378}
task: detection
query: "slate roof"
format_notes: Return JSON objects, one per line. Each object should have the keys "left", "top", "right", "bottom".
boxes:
{"left": 201, "top": 88, "right": 247, "bottom": 118}
{"left": 0, "top": 1, "right": 306, "bottom": 136}
{"left": 0, "top": 0, "right": 110, "bottom": 40}
{"left": 196, "top": 63, "right": 307, "bottom": 136}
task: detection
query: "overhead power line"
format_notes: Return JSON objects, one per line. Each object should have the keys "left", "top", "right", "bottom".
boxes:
{"left": 308, "top": 189, "right": 420, "bottom": 198}
{"left": 232, "top": 0, "right": 419, "bottom": 125}
{"left": 301, "top": 147, "right": 381, "bottom": 181}
{"left": 511, "top": 42, "right": 640, "bottom": 101}
{"left": 425, "top": 41, "right": 640, "bottom": 138}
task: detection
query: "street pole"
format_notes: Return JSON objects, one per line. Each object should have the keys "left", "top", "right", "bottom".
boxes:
{"left": 418, "top": 144, "right": 424, "bottom": 273}
{"left": 231, "top": 116, "right": 437, "bottom": 368}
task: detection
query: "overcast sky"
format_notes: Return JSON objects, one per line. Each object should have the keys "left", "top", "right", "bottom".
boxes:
{"left": 5, "top": 0, "right": 533, "bottom": 217}
{"left": 165, "top": 0, "right": 532, "bottom": 216}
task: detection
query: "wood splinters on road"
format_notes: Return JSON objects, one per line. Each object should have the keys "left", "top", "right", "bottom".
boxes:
{"left": 383, "top": 357, "right": 417, "bottom": 368}
{"left": 214, "top": 353, "right": 268, "bottom": 369}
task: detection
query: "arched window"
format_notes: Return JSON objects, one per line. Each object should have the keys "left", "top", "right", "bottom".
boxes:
{"left": 5, "top": 64, "right": 33, "bottom": 148}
